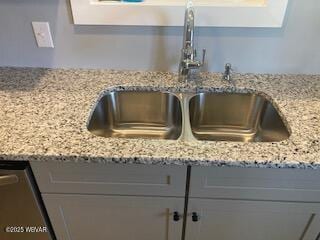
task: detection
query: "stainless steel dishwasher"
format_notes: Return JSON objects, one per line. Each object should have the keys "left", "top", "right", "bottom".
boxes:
{"left": 0, "top": 161, "right": 54, "bottom": 240}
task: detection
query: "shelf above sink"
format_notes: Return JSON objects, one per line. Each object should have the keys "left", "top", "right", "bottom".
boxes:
{"left": 70, "top": 0, "right": 288, "bottom": 27}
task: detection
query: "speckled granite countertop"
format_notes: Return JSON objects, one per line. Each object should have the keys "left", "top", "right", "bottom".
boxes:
{"left": 0, "top": 67, "right": 319, "bottom": 169}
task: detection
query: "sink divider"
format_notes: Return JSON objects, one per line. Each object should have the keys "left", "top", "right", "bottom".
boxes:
{"left": 175, "top": 92, "right": 198, "bottom": 142}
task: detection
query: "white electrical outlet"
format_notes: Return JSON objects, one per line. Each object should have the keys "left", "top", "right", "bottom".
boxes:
{"left": 32, "top": 22, "right": 54, "bottom": 48}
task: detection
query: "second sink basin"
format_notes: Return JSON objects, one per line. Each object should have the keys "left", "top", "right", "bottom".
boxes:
{"left": 189, "top": 92, "right": 290, "bottom": 142}
{"left": 87, "top": 91, "right": 182, "bottom": 140}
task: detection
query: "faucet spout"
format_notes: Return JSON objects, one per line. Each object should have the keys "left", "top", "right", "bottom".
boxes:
{"left": 179, "top": 2, "right": 205, "bottom": 82}
{"left": 182, "top": 6, "right": 194, "bottom": 50}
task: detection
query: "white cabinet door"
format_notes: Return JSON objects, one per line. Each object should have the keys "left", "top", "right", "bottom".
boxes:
{"left": 43, "top": 194, "right": 184, "bottom": 240}
{"left": 186, "top": 199, "right": 320, "bottom": 240}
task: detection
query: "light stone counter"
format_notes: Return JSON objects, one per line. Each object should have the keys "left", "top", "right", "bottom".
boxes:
{"left": 0, "top": 67, "right": 319, "bottom": 169}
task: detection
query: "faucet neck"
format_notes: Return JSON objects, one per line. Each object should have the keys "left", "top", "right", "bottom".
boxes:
{"left": 178, "top": 4, "right": 206, "bottom": 82}
{"left": 182, "top": 7, "right": 194, "bottom": 50}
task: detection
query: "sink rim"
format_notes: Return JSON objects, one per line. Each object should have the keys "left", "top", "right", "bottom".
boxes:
{"left": 87, "top": 87, "right": 291, "bottom": 143}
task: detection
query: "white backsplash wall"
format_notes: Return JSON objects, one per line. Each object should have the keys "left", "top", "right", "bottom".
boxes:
{"left": 0, "top": 0, "right": 319, "bottom": 74}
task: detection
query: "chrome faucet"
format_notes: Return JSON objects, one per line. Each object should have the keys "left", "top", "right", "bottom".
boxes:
{"left": 179, "top": 2, "right": 206, "bottom": 82}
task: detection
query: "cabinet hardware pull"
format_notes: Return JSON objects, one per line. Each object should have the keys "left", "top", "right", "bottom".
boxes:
{"left": 173, "top": 211, "right": 180, "bottom": 221}
{"left": 192, "top": 212, "right": 199, "bottom": 222}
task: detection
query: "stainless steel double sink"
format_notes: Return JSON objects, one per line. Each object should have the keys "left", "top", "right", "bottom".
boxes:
{"left": 87, "top": 90, "right": 290, "bottom": 142}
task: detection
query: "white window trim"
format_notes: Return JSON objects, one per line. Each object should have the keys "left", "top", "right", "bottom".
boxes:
{"left": 70, "top": 0, "right": 289, "bottom": 27}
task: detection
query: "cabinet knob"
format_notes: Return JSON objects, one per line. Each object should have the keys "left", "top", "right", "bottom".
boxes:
{"left": 192, "top": 212, "right": 199, "bottom": 222}
{"left": 173, "top": 211, "right": 180, "bottom": 221}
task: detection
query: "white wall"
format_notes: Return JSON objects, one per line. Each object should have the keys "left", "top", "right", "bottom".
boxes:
{"left": 0, "top": 0, "right": 319, "bottom": 74}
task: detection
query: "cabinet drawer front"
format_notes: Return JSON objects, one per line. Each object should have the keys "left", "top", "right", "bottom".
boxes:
{"left": 190, "top": 167, "right": 320, "bottom": 202}
{"left": 31, "top": 162, "right": 187, "bottom": 197}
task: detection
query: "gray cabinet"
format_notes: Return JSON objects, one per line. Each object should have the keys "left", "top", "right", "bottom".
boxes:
{"left": 43, "top": 194, "right": 184, "bottom": 240}
{"left": 186, "top": 199, "right": 320, "bottom": 240}
{"left": 187, "top": 166, "right": 320, "bottom": 240}
{"left": 31, "top": 162, "right": 320, "bottom": 240}
{"left": 31, "top": 162, "right": 187, "bottom": 240}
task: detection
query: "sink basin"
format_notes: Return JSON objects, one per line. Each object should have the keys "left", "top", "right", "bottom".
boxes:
{"left": 88, "top": 90, "right": 290, "bottom": 142}
{"left": 87, "top": 91, "right": 182, "bottom": 140}
{"left": 189, "top": 92, "right": 290, "bottom": 142}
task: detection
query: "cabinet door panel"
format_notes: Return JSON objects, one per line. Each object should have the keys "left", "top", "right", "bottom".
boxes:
{"left": 190, "top": 167, "right": 320, "bottom": 202}
{"left": 43, "top": 194, "right": 184, "bottom": 240}
{"left": 31, "top": 162, "right": 186, "bottom": 197}
{"left": 186, "top": 199, "right": 320, "bottom": 240}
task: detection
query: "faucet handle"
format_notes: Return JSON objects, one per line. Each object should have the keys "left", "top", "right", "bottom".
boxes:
{"left": 193, "top": 49, "right": 206, "bottom": 66}
{"left": 202, "top": 49, "right": 206, "bottom": 65}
